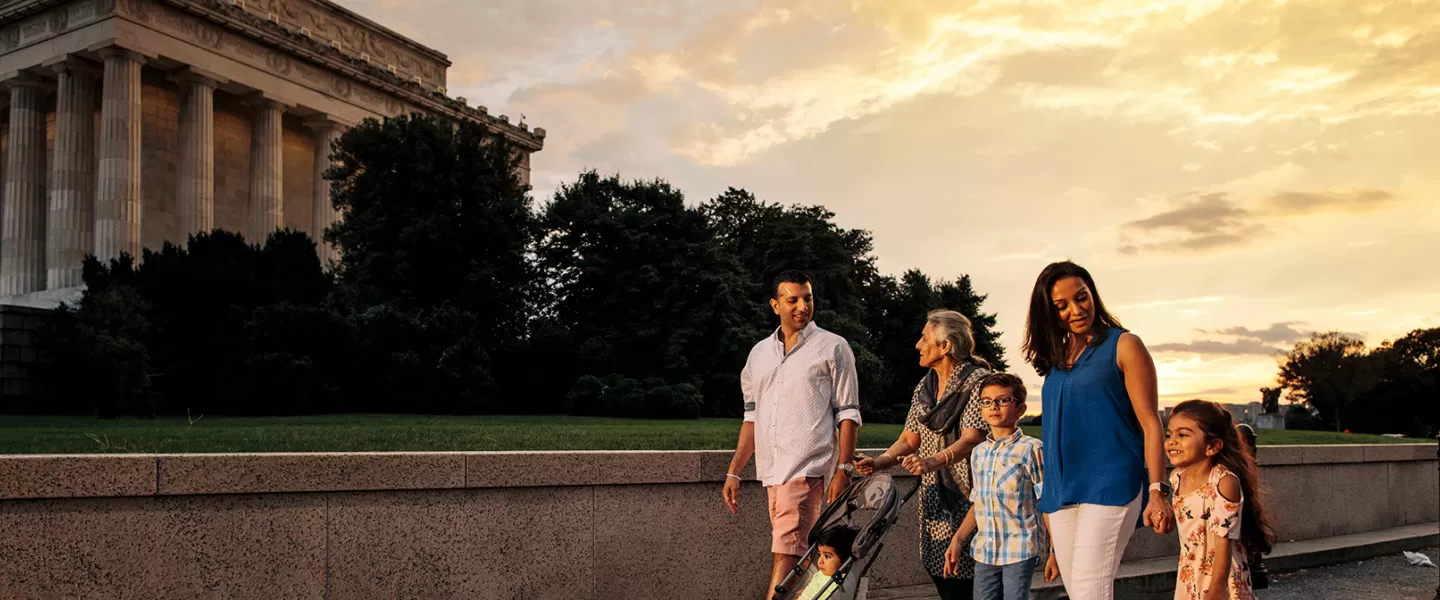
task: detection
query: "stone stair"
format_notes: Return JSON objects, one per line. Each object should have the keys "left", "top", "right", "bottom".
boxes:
{"left": 870, "top": 523, "right": 1439, "bottom": 600}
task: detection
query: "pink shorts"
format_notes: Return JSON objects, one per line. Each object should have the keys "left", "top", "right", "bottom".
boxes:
{"left": 767, "top": 476, "right": 824, "bottom": 556}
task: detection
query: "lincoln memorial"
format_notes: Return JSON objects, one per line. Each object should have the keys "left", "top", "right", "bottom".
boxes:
{"left": 0, "top": 0, "right": 545, "bottom": 310}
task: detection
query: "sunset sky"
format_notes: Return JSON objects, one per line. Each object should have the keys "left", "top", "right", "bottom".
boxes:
{"left": 348, "top": 0, "right": 1439, "bottom": 407}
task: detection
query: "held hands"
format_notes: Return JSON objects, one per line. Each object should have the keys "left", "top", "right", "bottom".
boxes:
{"left": 853, "top": 453, "right": 876, "bottom": 476}
{"left": 1044, "top": 553, "right": 1060, "bottom": 582}
{"left": 1143, "top": 491, "right": 1175, "bottom": 534}
{"left": 901, "top": 454, "right": 945, "bottom": 475}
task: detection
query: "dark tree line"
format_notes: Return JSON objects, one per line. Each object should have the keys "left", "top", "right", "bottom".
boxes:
{"left": 1273, "top": 328, "right": 1439, "bottom": 437}
{"left": 24, "top": 113, "right": 1005, "bottom": 421}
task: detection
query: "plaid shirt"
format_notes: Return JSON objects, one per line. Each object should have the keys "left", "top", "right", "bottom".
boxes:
{"left": 968, "top": 428, "right": 1046, "bottom": 566}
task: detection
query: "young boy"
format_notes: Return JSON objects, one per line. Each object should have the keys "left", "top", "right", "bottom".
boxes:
{"left": 799, "top": 525, "right": 858, "bottom": 600}
{"left": 943, "top": 372, "right": 1058, "bottom": 600}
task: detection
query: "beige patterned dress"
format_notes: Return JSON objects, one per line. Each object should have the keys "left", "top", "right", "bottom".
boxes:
{"left": 1170, "top": 464, "right": 1254, "bottom": 600}
{"left": 902, "top": 364, "right": 991, "bottom": 580}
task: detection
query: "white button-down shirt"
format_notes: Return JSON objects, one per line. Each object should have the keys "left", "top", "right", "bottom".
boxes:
{"left": 742, "top": 321, "right": 862, "bottom": 487}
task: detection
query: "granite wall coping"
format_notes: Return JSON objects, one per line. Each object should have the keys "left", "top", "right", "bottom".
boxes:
{"left": 1, "top": 444, "right": 1434, "bottom": 500}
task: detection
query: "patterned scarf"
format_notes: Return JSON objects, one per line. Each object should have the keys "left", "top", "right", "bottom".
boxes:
{"left": 916, "top": 361, "right": 986, "bottom": 498}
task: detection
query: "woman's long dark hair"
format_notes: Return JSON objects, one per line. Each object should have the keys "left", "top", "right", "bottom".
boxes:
{"left": 1021, "top": 261, "right": 1124, "bottom": 376}
{"left": 1171, "top": 400, "right": 1277, "bottom": 555}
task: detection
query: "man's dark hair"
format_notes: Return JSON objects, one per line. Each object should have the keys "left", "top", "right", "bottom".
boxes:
{"left": 771, "top": 270, "right": 813, "bottom": 298}
{"left": 816, "top": 525, "right": 858, "bottom": 561}
{"left": 977, "top": 372, "right": 1027, "bottom": 404}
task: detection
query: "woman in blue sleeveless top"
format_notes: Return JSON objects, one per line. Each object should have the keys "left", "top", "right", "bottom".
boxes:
{"left": 1022, "top": 261, "right": 1174, "bottom": 600}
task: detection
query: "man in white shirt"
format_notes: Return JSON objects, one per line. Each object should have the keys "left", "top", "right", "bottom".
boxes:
{"left": 722, "top": 270, "right": 862, "bottom": 600}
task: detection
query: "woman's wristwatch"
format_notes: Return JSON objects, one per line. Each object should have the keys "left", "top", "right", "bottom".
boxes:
{"left": 1148, "top": 481, "right": 1172, "bottom": 495}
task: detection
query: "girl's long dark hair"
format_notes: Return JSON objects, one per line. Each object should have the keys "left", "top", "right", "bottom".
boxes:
{"left": 1171, "top": 400, "right": 1277, "bottom": 554}
{"left": 1021, "top": 261, "right": 1125, "bottom": 376}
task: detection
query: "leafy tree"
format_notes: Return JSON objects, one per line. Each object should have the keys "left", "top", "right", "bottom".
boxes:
{"left": 701, "top": 189, "right": 1006, "bottom": 422}
{"left": 351, "top": 303, "right": 497, "bottom": 413}
{"left": 33, "top": 255, "right": 157, "bottom": 417}
{"left": 858, "top": 270, "right": 1009, "bottom": 421}
{"left": 326, "top": 113, "right": 535, "bottom": 344}
{"left": 326, "top": 113, "right": 537, "bottom": 411}
{"left": 32, "top": 229, "right": 347, "bottom": 417}
{"left": 1284, "top": 401, "right": 1323, "bottom": 431}
{"left": 537, "top": 172, "right": 751, "bottom": 417}
{"left": 701, "top": 188, "right": 878, "bottom": 334}
{"left": 935, "top": 275, "right": 1007, "bottom": 371}
{"left": 1367, "top": 328, "right": 1440, "bottom": 437}
{"left": 702, "top": 188, "right": 888, "bottom": 416}
{"left": 1276, "top": 332, "right": 1376, "bottom": 432}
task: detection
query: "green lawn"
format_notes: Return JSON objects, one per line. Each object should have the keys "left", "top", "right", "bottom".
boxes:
{"left": 0, "top": 415, "right": 1427, "bottom": 454}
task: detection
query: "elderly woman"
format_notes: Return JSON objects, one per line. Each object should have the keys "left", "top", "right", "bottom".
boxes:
{"left": 855, "top": 310, "right": 992, "bottom": 600}
{"left": 1022, "top": 261, "right": 1173, "bottom": 600}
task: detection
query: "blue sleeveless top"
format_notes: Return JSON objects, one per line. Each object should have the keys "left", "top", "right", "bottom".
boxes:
{"left": 1038, "top": 327, "right": 1147, "bottom": 513}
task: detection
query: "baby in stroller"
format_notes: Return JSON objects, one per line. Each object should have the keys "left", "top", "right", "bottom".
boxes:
{"left": 798, "top": 526, "right": 859, "bottom": 600}
{"left": 774, "top": 473, "right": 920, "bottom": 600}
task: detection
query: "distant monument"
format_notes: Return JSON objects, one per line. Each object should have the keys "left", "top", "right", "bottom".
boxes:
{"left": 0, "top": 0, "right": 545, "bottom": 398}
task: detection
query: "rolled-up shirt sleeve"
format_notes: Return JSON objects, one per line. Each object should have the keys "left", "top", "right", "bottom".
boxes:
{"left": 831, "top": 342, "right": 862, "bottom": 426}
{"left": 741, "top": 359, "right": 758, "bottom": 423}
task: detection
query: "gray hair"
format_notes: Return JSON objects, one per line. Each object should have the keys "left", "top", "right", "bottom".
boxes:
{"left": 927, "top": 309, "right": 987, "bottom": 366}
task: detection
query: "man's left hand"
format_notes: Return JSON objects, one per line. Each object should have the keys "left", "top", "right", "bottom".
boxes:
{"left": 827, "top": 471, "right": 850, "bottom": 502}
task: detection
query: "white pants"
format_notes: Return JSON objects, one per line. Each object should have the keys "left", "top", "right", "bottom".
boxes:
{"left": 1047, "top": 492, "right": 1143, "bottom": 600}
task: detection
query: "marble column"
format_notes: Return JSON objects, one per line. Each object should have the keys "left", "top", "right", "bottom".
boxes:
{"left": 173, "top": 69, "right": 221, "bottom": 238}
{"left": 46, "top": 58, "right": 99, "bottom": 290}
{"left": 306, "top": 116, "right": 345, "bottom": 267}
{"left": 1, "top": 73, "right": 54, "bottom": 296}
{"left": 247, "top": 96, "right": 285, "bottom": 241}
{"left": 94, "top": 48, "right": 144, "bottom": 263}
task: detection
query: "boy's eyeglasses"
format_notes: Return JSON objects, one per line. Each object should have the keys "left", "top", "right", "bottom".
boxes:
{"left": 978, "top": 397, "right": 1019, "bottom": 408}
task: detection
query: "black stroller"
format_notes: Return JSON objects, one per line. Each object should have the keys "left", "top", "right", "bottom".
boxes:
{"left": 773, "top": 473, "right": 921, "bottom": 600}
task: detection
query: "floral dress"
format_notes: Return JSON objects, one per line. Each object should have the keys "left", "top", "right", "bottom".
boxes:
{"left": 1170, "top": 464, "right": 1253, "bottom": 600}
{"left": 903, "top": 365, "right": 990, "bottom": 580}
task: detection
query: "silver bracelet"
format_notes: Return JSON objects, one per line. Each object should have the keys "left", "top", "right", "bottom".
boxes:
{"left": 725, "top": 473, "right": 741, "bottom": 480}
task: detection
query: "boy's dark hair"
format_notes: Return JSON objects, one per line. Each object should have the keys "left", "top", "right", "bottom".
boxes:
{"left": 816, "top": 525, "right": 858, "bottom": 561}
{"left": 977, "top": 372, "right": 1027, "bottom": 404}
{"left": 771, "top": 270, "right": 812, "bottom": 298}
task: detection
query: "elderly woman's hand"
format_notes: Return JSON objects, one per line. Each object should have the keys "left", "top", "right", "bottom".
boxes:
{"left": 917, "top": 456, "right": 946, "bottom": 474}
{"left": 900, "top": 454, "right": 943, "bottom": 475}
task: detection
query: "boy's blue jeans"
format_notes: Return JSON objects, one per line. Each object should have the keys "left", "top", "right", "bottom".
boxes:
{"left": 972, "top": 556, "right": 1038, "bottom": 600}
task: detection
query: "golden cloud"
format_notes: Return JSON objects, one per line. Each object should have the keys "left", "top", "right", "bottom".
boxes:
{"left": 1119, "top": 187, "right": 1401, "bottom": 254}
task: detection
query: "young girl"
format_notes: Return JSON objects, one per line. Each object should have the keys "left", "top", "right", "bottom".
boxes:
{"left": 1165, "top": 400, "right": 1276, "bottom": 600}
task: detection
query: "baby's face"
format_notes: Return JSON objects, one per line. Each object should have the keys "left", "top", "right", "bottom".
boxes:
{"left": 816, "top": 545, "right": 843, "bottom": 576}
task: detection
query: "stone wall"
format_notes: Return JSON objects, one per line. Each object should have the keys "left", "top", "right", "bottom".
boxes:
{"left": 0, "top": 304, "right": 49, "bottom": 407}
{"left": 0, "top": 444, "right": 1435, "bottom": 599}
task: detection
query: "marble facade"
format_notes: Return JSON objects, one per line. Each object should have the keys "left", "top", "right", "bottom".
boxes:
{"left": 0, "top": 0, "right": 545, "bottom": 308}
